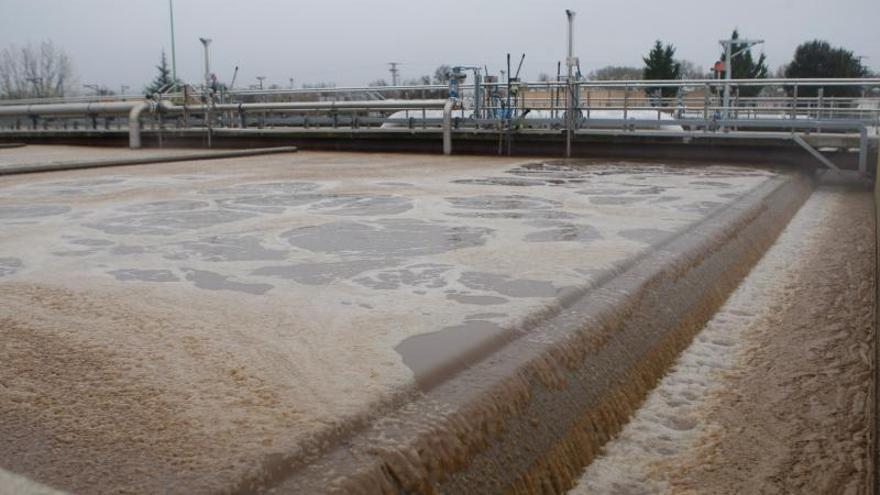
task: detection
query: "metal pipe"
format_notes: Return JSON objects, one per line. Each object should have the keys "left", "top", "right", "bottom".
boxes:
{"left": 443, "top": 98, "right": 456, "bottom": 155}
{"left": 128, "top": 101, "right": 153, "bottom": 149}
{"left": 0, "top": 101, "right": 142, "bottom": 116}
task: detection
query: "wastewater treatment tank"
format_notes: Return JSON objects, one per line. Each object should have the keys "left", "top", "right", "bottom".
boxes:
{"left": 0, "top": 145, "right": 873, "bottom": 494}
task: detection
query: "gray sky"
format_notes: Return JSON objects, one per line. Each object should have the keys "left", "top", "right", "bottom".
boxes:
{"left": 2, "top": 0, "right": 878, "bottom": 92}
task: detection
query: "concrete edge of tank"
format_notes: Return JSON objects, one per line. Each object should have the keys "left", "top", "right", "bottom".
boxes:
{"left": 872, "top": 168, "right": 880, "bottom": 495}
{"left": 226, "top": 171, "right": 815, "bottom": 494}
{"left": 0, "top": 146, "right": 297, "bottom": 176}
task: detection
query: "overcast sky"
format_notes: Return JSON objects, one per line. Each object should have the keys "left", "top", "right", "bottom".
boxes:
{"left": 2, "top": 0, "right": 878, "bottom": 92}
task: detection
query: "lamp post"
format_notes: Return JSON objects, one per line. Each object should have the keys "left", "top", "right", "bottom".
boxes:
{"left": 199, "top": 37, "right": 212, "bottom": 92}
{"left": 719, "top": 37, "right": 764, "bottom": 120}
{"left": 169, "top": 0, "right": 178, "bottom": 91}
{"left": 199, "top": 37, "right": 213, "bottom": 148}
{"left": 565, "top": 9, "right": 577, "bottom": 158}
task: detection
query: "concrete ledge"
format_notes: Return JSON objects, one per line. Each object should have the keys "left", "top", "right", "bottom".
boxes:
{"left": 230, "top": 172, "right": 813, "bottom": 494}
{"left": 0, "top": 129, "right": 871, "bottom": 172}
{"left": 0, "top": 146, "right": 297, "bottom": 176}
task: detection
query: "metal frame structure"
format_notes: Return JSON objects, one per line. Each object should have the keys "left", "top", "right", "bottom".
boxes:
{"left": 1, "top": 78, "right": 878, "bottom": 172}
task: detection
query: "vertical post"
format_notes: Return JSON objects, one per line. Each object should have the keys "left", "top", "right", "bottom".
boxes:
{"left": 586, "top": 87, "right": 590, "bottom": 119}
{"left": 859, "top": 126, "right": 868, "bottom": 175}
{"left": 473, "top": 70, "right": 482, "bottom": 120}
{"left": 723, "top": 41, "right": 732, "bottom": 120}
{"left": 703, "top": 83, "right": 709, "bottom": 125}
{"left": 169, "top": 0, "right": 178, "bottom": 91}
{"left": 565, "top": 9, "right": 576, "bottom": 158}
{"left": 199, "top": 37, "right": 213, "bottom": 148}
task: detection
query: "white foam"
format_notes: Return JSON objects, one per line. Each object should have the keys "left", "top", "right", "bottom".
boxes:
{"left": 570, "top": 188, "right": 837, "bottom": 494}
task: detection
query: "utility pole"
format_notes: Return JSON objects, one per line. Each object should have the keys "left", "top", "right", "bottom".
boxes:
{"left": 169, "top": 0, "right": 178, "bottom": 91}
{"left": 388, "top": 62, "right": 400, "bottom": 86}
{"left": 718, "top": 37, "right": 763, "bottom": 120}
{"left": 565, "top": 9, "right": 577, "bottom": 158}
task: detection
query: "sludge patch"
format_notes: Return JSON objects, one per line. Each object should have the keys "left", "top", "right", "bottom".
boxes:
{"left": 281, "top": 220, "right": 492, "bottom": 258}
{"left": 109, "top": 269, "right": 179, "bottom": 283}
{"left": 0, "top": 257, "right": 23, "bottom": 277}
{"left": 525, "top": 223, "right": 601, "bottom": 243}
{"left": 394, "top": 319, "right": 517, "bottom": 391}
{"left": 182, "top": 268, "right": 273, "bottom": 295}
{"left": 308, "top": 195, "right": 413, "bottom": 216}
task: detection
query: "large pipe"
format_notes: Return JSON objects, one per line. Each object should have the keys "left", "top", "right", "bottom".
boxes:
{"left": 0, "top": 98, "right": 457, "bottom": 152}
{"left": 443, "top": 98, "right": 455, "bottom": 156}
{"left": 128, "top": 102, "right": 153, "bottom": 149}
{"left": 0, "top": 101, "right": 141, "bottom": 116}
{"left": 0, "top": 100, "right": 151, "bottom": 149}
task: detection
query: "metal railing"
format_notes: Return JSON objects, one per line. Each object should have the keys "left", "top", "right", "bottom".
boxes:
{"left": 0, "top": 78, "right": 877, "bottom": 169}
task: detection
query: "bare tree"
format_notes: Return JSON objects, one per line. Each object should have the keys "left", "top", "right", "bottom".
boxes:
{"left": 587, "top": 65, "right": 643, "bottom": 81}
{"left": 677, "top": 60, "right": 707, "bottom": 79}
{"left": 0, "top": 40, "right": 75, "bottom": 99}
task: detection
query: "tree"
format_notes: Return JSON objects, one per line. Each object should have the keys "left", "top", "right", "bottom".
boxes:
{"left": 0, "top": 40, "right": 74, "bottom": 99}
{"left": 677, "top": 60, "right": 706, "bottom": 80}
{"left": 784, "top": 40, "right": 869, "bottom": 98}
{"left": 368, "top": 79, "right": 389, "bottom": 87}
{"left": 643, "top": 40, "right": 681, "bottom": 102}
{"left": 718, "top": 30, "right": 768, "bottom": 98}
{"left": 144, "top": 50, "right": 179, "bottom": 96}
{"left": 588, "top": 65, "right": 642, "bottom": 81}
{"left": 433, "top": 65, "right": 451, "bottom": 84}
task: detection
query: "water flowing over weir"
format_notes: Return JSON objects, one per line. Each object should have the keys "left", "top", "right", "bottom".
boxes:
{"left": 253, "top": 173, "right": 814, "bottom": 494}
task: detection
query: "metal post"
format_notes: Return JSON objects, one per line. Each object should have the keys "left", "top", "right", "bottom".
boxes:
{"left": 703, "top": 83, "right": 710, "bottom": 125}
{"left": 565, "top": 9, "right": 576, "bottom": 158}
{"left": 859, "top": 126, "right": 868, "bottom": 175}
{"left": 199, "top": 37, "right": 213, "bottom": 148}
{"left": 473, "top": 70, "right": 482, "bottom": 120}
{"left": 388, "top": 62, "right": 400, "bottom": 87}
{"left": 169, "top": 0, "right": 178, "bottom": 91}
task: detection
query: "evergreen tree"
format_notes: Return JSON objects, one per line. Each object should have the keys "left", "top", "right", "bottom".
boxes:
{"left": 642, "top": 40, "right": 681, "bottom": 103}
{"left": 144, "top": 50, "right": 178, "bottom": 96}
{"left": 784, "top": 40, "right": 869, "bottom": 98}
{"left": 718, "top": 30, "right": 768, "bottom": 98}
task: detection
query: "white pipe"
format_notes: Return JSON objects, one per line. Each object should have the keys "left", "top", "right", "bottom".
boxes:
{"left": 0, "top": 101, "right": 143, "bottom": 116}
{"left": 128, "top": 102, "right": 153, "bottom": 149}
{"left": 442, "top": 99, "right": 456, "bottom": 155}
